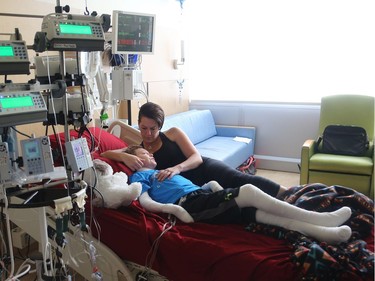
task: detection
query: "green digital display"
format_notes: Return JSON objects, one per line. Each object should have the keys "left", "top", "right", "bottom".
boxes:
{"left": 0, "top": 46, "right": 14, "bottom": 57}
{"left": 0, "top": 96, "right": 34, "bottom": 109}
{"left": 59, "top": 23, "right": 92, "bottom": 35}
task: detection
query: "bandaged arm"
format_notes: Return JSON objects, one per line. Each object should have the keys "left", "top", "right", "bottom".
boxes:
{"left": 139, "top": 192, "right": 194, "bottom": 223}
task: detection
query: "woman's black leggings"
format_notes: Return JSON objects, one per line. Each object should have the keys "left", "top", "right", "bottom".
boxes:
{"left": 181, "top": 157, "right": 281, "bottom": 197}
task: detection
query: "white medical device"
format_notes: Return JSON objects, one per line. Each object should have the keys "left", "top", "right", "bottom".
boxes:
{"left": 21, "top": 136, "right": 54, "bottom": 176}
{"left": 65, "top": 138, "right": 93, "bottom": 172}
{"left": 112, "top": 68, "right": 143, "bottom": 100}
{"left": 0, "top": 142, "right": 12, "bottom": 182}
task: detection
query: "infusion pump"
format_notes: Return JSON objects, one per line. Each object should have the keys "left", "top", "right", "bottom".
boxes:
{"left": 0, "top": 40, "right": 30, "bottom": 75}
{"left": 39, "top": 13, "right": 105, "bottom": 52}
{"left": 0, "top": 91, "right": 47, "bottom": 127}
{"left": 21, "top": 136, "right": 54, "bottom": 176}
{"left": 0, "top": 135, "right": 94, "bottom": 182}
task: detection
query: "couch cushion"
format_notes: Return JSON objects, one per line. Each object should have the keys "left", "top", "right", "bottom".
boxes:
{"left": 162, "top": 110, "right": 217, "bottom": 145}
{"left": 195, "top": 136, "right": 252, "bottom": 168}
{"left": 310, "top": 153, "right": 373, "bottom": 175}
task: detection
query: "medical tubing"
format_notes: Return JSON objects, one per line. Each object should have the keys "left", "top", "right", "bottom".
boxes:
{"left": 2, "top": 194, "right": 15, "bottom": 280}
{"left": 144, "top": 218, "right": 175, "bottom": 275}
{"left": 12, "top": 263, "right": 31, "bottom": 279}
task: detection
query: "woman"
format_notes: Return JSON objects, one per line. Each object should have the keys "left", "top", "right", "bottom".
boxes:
{"left": 101, "top": 102, "right": 288, "bottom": 197}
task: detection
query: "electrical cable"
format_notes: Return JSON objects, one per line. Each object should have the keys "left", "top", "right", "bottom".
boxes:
{"left": 9, "top": 127, "right": 31, "bottom": 139}
{"left": 12, "top": 261, "right": 32, "bottom": 280}
{"left": 0, "top": 209, "right": 8, "bottom": 254}
{"left": 2, "top": 191, "right": 15, "bottom": 280}
{"left": 141, "top": 217, "right": 176, "bottom": 279}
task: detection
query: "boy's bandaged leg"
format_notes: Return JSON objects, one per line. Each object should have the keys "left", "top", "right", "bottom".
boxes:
{"left": 235, "top": 184, "right": 351, "bottom": 227}
{"left": 256, "top": 210, "right": 352, "bottom": 244}
{"left": 202, "top": 180, "right": 224, "bottom": 192}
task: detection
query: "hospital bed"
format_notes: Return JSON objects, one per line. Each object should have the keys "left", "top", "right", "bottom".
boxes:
{"left": 8, "top": 126, "right": 374, "bottom": 281}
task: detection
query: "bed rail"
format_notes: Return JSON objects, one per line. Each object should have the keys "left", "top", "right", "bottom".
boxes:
{"left": 107, "top": 120, "right": 142, "bottom": 146}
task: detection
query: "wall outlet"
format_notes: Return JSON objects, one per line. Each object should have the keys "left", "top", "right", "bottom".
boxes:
{"left": 12, "top": 227, "right": 35, "bottom": 249}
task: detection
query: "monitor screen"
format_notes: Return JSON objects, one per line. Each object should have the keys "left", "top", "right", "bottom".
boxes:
{"left": 59, "top": 23, "right": 93, "bottom": 35}
{"left": 73, "top": 141, "right": 84, "bottom": 157}
{"left": 112, "top": 10, "right": 156, "bottom": 55}
{"left": 0, "top": 46, "right": 14, "bottom": 57}
{"left": 0, "top": 96, "right": 34, "bottom": 109}
{"left": 24, "top": 140, "right": 40, "bottom": 159}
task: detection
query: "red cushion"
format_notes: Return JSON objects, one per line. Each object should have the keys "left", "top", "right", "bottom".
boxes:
{"left": 49, "top": 127, "right": 132, "bottom": 175}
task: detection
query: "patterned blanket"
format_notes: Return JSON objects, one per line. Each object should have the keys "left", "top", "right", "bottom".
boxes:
{"left": 245, "top": 183, "right": 374, "bottom": 281}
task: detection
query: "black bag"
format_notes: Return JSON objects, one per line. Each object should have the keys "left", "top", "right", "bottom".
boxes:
{"left": 316, "top": 125, "right": 369, "bottom": 156}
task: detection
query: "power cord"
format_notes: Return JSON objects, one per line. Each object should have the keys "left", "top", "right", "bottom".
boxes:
{"left": 137, "top": 215, "right": 176, "bottom": 281}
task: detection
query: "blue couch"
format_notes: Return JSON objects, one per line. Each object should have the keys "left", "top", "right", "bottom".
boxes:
{"left": 161, "top": 110, "right": 255, "bottom": 168}
{"left": 108, "top": 109, "right": 256, "bottom": 169}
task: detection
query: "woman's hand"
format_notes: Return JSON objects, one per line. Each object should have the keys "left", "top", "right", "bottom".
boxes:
{"left": 156, "top": 166, "right": 180, "bottom": 181}
{"left": 124, "top": 154, "right": 144, "bottom": 171}
{"left": 101, "top": 149, "right": 143, "bottom": 171}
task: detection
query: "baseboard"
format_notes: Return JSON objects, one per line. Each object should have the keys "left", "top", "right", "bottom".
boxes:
{"left": 254, "top": 155, "right": 300, "bottom": 173}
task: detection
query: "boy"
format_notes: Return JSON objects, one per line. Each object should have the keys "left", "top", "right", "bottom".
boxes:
{"left": 127, "top": 145, "right": 352, "bottom": 244}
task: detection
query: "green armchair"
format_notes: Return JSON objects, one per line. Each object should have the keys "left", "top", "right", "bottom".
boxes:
{"left": 300, "top": 94, "right": 374, "bottom": 198}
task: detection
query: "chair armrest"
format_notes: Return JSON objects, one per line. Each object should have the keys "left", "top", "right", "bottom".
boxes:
{"left": 364, "top": 141, "right": 374, "bottom": 157}
{"left": 300, "top": 139, "right": 316, "bottom": 185}
{"left": 215, "top": 125, "right": 256, "bottom": 140}
{"left": 107, "top": 120, "right": 142, "bottom": 146}
{"left": 370, "top": 141, "right": 374, "bottom": 199}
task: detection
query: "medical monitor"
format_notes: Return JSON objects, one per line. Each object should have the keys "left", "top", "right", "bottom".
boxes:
{"left": 112, "top": 10, "right": 156, "bottom": 55}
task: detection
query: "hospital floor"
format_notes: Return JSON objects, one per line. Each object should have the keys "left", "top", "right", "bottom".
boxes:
{"left": 12, "top": 169, "right": 300, "bottom": 281}
{"left": 256, "top": 168, "right": 300, "bottom": 187}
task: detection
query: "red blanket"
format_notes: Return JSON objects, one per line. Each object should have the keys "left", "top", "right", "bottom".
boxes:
{"left": 87, "top": 183, "right": 374, "bottom": 281}
{"left": 88, "top": 202, "right": 300, "bottom": 281}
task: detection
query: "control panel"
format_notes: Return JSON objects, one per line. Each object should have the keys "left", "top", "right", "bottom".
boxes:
{"left": 0, "top": 40, "right": 30, "bottom": 75}
{"left": 0, "top": 91, "right": 47, "bottom": 126}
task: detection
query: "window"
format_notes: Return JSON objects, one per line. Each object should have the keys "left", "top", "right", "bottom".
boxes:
{"left": 184, "top": 0, "right": 375, "bottom": 103}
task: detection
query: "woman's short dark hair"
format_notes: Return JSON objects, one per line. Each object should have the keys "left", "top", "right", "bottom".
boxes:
{"left": 138, "top": 102, "right": 165, "bottom": 129}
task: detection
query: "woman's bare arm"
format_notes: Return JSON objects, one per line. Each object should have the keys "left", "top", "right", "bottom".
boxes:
{"left": 101, "top": 148, "right": 144, "bottom": 171}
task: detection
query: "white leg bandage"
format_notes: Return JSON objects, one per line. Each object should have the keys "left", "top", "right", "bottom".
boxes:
{"left": 256, "top": 210, "right": 352, "bottom": 244}
{"left": 235, "top": 184, "right": 351, "bottom": 227}
{"left": 202, "top": 180, "right": 224, "bottom": 192}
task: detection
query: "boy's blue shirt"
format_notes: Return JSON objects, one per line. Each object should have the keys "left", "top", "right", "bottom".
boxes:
{"left": 130, "top": 169, "right": 200, "bottom": 204}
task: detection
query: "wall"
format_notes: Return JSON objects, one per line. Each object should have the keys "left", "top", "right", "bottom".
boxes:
{"left": 190, "top": 100, "right": 321, "bottom": 173}
{"left": 0, "top": 0, "right": 189, "bottom": 141}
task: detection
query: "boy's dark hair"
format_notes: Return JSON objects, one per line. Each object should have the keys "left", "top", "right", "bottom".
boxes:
{"left": 124, "top": 145, "right": 143, "bottom": 155}
{"left": 138, "top": 102, "right": 165, "bottom": 129}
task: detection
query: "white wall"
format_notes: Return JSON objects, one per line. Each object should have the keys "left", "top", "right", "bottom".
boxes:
{"left": 190, "top": 100, "right": 321, "bottom": 173}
